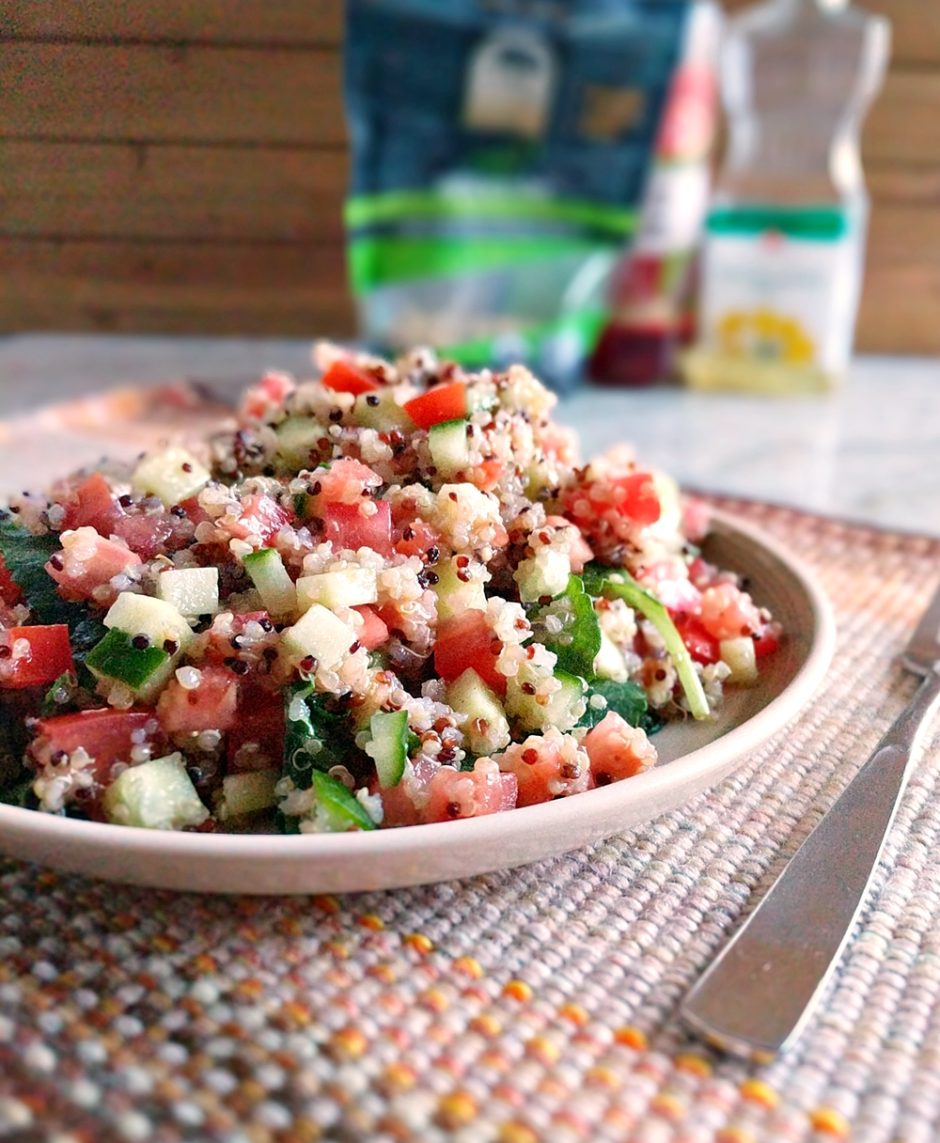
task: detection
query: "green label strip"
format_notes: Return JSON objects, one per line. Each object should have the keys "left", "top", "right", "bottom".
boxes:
{"left": 706, "top": 205, "right": 849, "bottom": 241}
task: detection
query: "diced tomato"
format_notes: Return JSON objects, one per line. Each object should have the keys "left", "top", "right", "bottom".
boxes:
{"left": 672, "top": 614, "right": 719, "bottom": 664}
{"left": 753, "top": 620, "right": 783, "bottom": 659}
{"left": 226, "top": 683, "right": 285, "bottom": 772}
{"left": 403, "top": 382, "right": 467, "bottom": 430}
{"left": 352, "top": 605, "right": 389, "bottom": 651}
{"left": 393, "top": 520, "right": 441, "bottom": 559}
{"left": 156, "top": 665, "right": 240, "bottom": 735}
{"left": 323, "top": 501, "right": 392, "bottom": 556}
{"left": 434, "top": 611, "right": 505, "bottom": 696}
{"left": 0, "top": 625, "right": 74, "bottom": 689}
{"left": 699, "top": 582, "right": 761, "bottom": 641}
{"left": 0, "top": 554, "right": 22, "bottom": 606}
{"left": 45, "top": 529, "right": 140, "bottom": 601}
{"left": 239, "top": 371, "right": 296, "bottom": 421}
{"left": 61, "top": 473, "right": 121, "bottom": 535}
{"left": 637, "top": 557, "right": 701, "bottom": 614}
{"left": 688, "top": 556, "right": 717, "bottom": 591}
{"left": 583, "top": 712, "right": 656, "bottom": 785}
{"left": 423, "top": 761, "right": 518, "bottom": 822}
{"left": 230, "top": 493, "right": 293, "bottom": 546}
{"left": 112, "top": 514, "right": 177, "bottom": 560}
{"left": 314, "top": 458, "right": 383, "bottom": 505}
{"left": 321, "top": 360, "right": 380, "bottom": 396}
{"left": 28, "top": 709, "right": 161, "bottom": 785}
{"left": 613, "top": 472, "right": 661, "bottom": 526}
{"left": 467, "top": 459, "right": 504, "bottom": 493}
{"left": 496, "top": 733, "right": 591, "bottom": 807}
{"left": 377, "top": 758, "right": 517, "bottom": 826}
{"left": 178, "top": 496, "right": 210, "bottom": 527}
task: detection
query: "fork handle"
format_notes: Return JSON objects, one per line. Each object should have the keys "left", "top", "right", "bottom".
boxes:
{"left": 680, "top": 669, "right": 940, "bottom": 1060}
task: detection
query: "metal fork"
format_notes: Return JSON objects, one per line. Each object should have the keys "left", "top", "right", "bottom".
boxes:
{"left": 680, "top": 580, "right": 940, "bottom": 1060}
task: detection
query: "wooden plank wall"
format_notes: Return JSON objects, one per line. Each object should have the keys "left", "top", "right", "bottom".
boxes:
{"left": 2, "top": 1, "right": 938, "bottom": 352}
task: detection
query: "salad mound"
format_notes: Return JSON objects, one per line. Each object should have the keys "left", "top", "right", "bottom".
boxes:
{"left": 0, "top": 346, "right": 781, "bottom": 833}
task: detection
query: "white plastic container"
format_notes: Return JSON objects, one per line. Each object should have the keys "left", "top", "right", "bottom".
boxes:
{"left": 682, "top": 0, "right": 890, "bottom": 393}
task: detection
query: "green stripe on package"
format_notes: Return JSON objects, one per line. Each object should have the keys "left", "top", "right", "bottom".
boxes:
{"left": 344, "top": 0, "right": 694, "bottom": 389}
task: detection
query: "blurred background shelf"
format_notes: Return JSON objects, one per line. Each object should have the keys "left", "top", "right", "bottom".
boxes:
{"left": 2, "top": 0, "right": 937, "bottom": 350}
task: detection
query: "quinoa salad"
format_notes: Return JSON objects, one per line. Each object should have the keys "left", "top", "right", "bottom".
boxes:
{"left": 0, "top": 345, "right": 782, "bottom": 834}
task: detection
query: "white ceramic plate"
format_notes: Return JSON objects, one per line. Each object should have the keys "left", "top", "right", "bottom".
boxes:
{"left": 0, "top": 509, "right": 836, "bottom": 894}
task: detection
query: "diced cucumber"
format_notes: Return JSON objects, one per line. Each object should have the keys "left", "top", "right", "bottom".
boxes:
{"left": 433, "top": 556, "right": 487, "bottom": 621}
{"left": 446, "top": 668, "right": 511, "bottom": 755}
{"left": 719, "top": 636, "right": 758, "bottom": 685}
{"left": 515, "top": 547, "right": 571, "bottom": 603}
{"left": 86, "top": 629, "right": 171, "bottom": 692}
{"left": 104, "top": 592, "right": 194, "bottom": 653}
{"left": 156, "top": 567, "right": 219, "bottom": 617}
{"left": 428, "top": 418, "right": 470, "bottom": 478}
{"left": 131, "top": 446, "right": 210, "bottom": 506}
{"left": 353, "top": 389, "right": 413, "bottom": 432}
{"left": 296, "top": 567, "right": 377, "bottom": 612}
{"left": 582, "top": 564, "right": 710, "bottom": 720}
{"left": 216, "top": 769, "right": 280, "bottom": 821}
{"left": 280, "top": 603, "right": 358, "bottom": 670}
{"left": 103, "top": 753, "right": 208, "bottom": 830}
{"left": 507, "top": 669, "right": 586, "bottom": 732}
{"left": 275, "top": 416, "right": 327, "bottom": 470}
{"left": 593, "top": 630, "right": 629, "bottom": 682}
{"left": 94, "top": 593, "right": 191, "bottom": 697}
{"left": 243, "top": 547, "right": 297, "bottom": 619}
{"left": 365, "top": 709, "right": 409, "bottom": 788}
{"left": 306, "top": 770, "right": 377, "bottom": 832}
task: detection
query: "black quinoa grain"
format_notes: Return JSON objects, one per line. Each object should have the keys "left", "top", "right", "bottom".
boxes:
{"left": 131, "top": 634, "right": 151, "bottom": 650}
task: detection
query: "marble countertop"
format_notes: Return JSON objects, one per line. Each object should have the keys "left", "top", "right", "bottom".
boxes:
{"left": 0, "top": 334, "right": 937, "bottom": 536}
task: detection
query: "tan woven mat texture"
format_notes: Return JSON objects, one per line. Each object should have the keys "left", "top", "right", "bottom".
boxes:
{"left": 1, "top": 499, "right": 939, "bottom": 1143}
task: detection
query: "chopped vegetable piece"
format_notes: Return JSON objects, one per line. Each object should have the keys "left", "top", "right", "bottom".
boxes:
{"left": 131, "top": 446, "right": 210, "bottom": 507}
{"left": 434, "top": 611, "right": 505, "bottom": 695}
{"left": 86, "top": 629, "right": 171, "bottom": 691}
{"left": 296, "top": 770, "right": 377, "bottom": 832}
{"left": 403, "top": 381, "right": 467, "bottom": 429}
{"left": 243, "top": 548, "right": 297, "bottom": 618}
{"left": 322, "top": 501, "right": 393, "bottom": 556}
{"left": 321, "top": 359, "right": 380, "bottom": 395}
{"left": 156, "top": 567, "right": 220, "bottom": 617}
{"left": 366, "top": 709, "right": 409, "bottom": 788}
{"left": 579, "top": 678, "right": 657, "bottom": 733}
{"left": 103, "top": 753, "right": 209, "bottom": 830}
{"left": 217, "top": 769, "right": 280, "bottom": 821}
{"left": 540, "top": 575, "right": 601, "bottom": 679}
{"left": 0, "top": 625, "right": 74, "bottom": 689}
{"left": 582, "top": 564, "right": 710, "bottom": 720}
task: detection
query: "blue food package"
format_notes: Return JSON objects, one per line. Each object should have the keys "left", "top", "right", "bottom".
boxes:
{"left": 344, "top": 0, "right": 694, "bottom": 389}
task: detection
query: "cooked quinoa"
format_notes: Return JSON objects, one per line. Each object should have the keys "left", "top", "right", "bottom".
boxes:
{"left": 0, "top": 345, "right": 782, "bottom": 832}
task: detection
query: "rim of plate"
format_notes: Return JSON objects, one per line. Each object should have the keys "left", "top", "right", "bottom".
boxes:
{"left": 0, "top": 508, "right": 837, "bottom": 864}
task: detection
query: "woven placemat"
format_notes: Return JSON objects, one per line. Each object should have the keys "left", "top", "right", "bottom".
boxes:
{"left": 2, "top": 499, "right": 939, "bottom": 1143}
